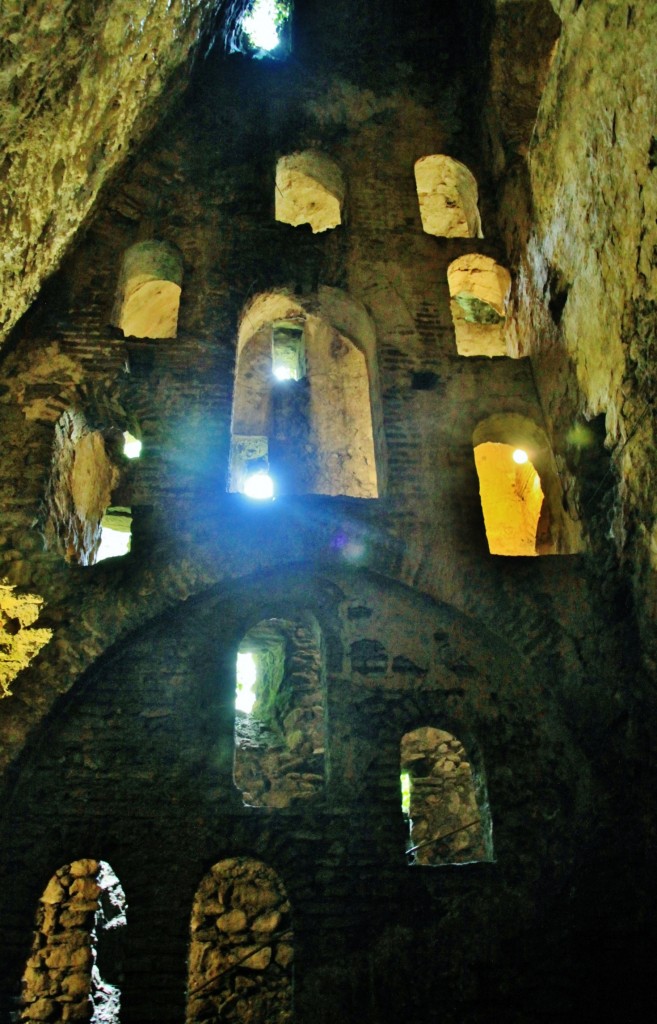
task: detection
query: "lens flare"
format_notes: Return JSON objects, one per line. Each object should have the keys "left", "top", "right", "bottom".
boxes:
{"left": 244, "top": 471, "right": 275, "bottom": 500}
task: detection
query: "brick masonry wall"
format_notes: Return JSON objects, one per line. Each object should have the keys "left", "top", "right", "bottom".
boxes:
{"left": 0, "top": 568, "right": 619, "bottom": 1023}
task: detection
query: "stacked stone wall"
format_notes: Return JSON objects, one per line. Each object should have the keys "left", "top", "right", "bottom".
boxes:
{"left": 187, "top": 858, "right": 293, "bottom": 1024}
{"left": 0, "top": 568, "right": 627, "bottom": 1023}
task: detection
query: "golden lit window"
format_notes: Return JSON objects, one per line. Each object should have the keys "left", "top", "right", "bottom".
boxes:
{"left": 414, "top": 155, "right": 482, "bottom": 238}
{"left": 447, "top": 254, "right": 511, "bottom": 356}
{"left": 474, "top": 442, "right": 544, "bottom": 556}
{"left": 275, "top": 151, "right": 344, "bottom": 232}
{"left": 112, "top": 240, "right": 183, "bottom": 340}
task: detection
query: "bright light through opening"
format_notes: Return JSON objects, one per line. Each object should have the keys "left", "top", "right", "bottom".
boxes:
{"left": 400, "top": 772, "right": 411, "bottom": 816}
{"left": 96, "top": 527, "right": 131, "bottom": 562}
{"left": 273, "top": 364, "right": 293, "bottom": 381}
{"left": 513, "top": 448, "right": 528, "bottom": 465}
{"left": 242, "top": 0, "right": 282, "bottom": 50}
{"left": 123, "top": 431, "right": 142, "bottom": 459}
{"left": 243, "top": 471, "right": 275, "bottom": 500}
{"left": 236, "top": 651, "right": 257, "bottom": 713}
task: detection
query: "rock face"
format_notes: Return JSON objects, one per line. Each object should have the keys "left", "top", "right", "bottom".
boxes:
{"left": 0, "top": 583, "right": 52, "bottom": 698}
{"left": 0, "top": 0, "right": 219, "bottom": 346}
{"left": 492, "top": 2, "right": 657, "bottom": 661}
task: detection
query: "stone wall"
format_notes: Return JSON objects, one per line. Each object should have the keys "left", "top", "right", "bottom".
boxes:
{"left": 234, "top": 617, "right": 325, "bottom": 808}
{"left": 19, "top": 859, "right": 126, "bottom": 1023}
{"left": 0, "top": 567, "right": 641, "bottom": 1022}
{"left": 401, "top": 726, "right": 490, "bottom": 866}
{"left": 0, "top": 0, "right": 251, "bottom": 347}
{"left": 0, "top": 0, "right": 600, "bottom": 780}
{"left": 187, "top": 858, "right": 293, "bottom": 1024}
{"left": 489, "top": 2, "right": 657, "bottom": 671}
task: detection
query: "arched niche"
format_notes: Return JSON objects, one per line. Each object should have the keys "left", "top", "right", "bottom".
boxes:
{"left": 400, "top": 726, "right": 493, "bottom": 865}
{"left": 186, "top": 857, "right": 293, "bottom": 1024}
{"left": 20, "top": 859, "right": 126, "bottom": 1023}
{"left": 473, "top": 413, "right": 582, "bottom": 555}
{"left": 275, "top": 151, "right": 344, "bottom": 232}
{"left": 229, "top": 289, "right": 382, "bottom": 499}
{"left": 414, "top": 155, "right": 483, "bottom": 238}
{"left": 112, "top": 240, "right": 183, "bottom": 339}
{"left": 447, "top": 254, "right": 511, "bottom": 357}
{"left": 44, "top": 411, "right": 138, "bottom": 565}
{"left": 234, "top": 613, "right": 325, "bottom": 808}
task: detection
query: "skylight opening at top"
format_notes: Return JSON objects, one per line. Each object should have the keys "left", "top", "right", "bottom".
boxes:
{"left": 241, "top": 0, "right": 291, "bottom": 55}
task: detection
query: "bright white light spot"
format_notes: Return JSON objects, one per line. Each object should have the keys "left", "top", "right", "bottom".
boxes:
{"left": 96, "top": 527, "right": 131, "bottom": 562}
{"left": 236, "top": 651, "right": 257, "bottom": 713}
{"left": 512, "top": 448, "right": 528, "bottom": 465}
{"left": 244, "top": 471, "right": 274, "bottom": 500}
{"left": 242, "top": 0, "right": 281, "bottom": 50}
{"left": 273, "top": 364, "right": 293, "bottom": 381}
{"left": 123, "top": 431, "right": 142, "bottom": 459}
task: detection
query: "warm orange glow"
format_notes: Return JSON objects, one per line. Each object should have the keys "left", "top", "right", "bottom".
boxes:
{"left": 474, "top": 442, "right": 544, "bottom": 555}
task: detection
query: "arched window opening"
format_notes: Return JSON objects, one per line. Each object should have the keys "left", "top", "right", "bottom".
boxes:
{"left": 20, "top": 859, "right": 127, "bottom": 1023}
{"left": 187, "top": 857, "right": 293, "bottom": 1024}
{"left": 45, "top": 411, "right": 139, "bottom": 565}
{"left": 447, "top": 254, "right": 511, "bottom": 357}
{"left": 474, "top": 442, "right": 544, "bottom": 556}
{"left": 400, "top": 727, "right": 492, "bottom": 866}
{"left": 234, "top": 616, "right": 324, "bottom": 808}
{"left": 112, "top": 240, "right": 183, "bottom": 340}
{"left": 414, "top": 155, "right": 483, "bottom": 238}
{"left": 472, "top": 413, "right": 582, "bottom": 555}
{"left": 230, "top": 292, "right": 379, "bottom": 499}
{"left": 275, "top": 151, "right": 344, "bottom": 233}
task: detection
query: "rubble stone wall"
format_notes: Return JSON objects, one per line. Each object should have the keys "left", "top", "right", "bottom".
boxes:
{"left": 235, "top": 617, "right": 325, "bottom": 808}
{"left": 187, "top": 857, "right": 293, "bottom": 1024}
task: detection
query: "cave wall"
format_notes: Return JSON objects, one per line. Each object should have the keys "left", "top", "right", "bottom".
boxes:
{"left": 0, "top": 0, "right": 245, "bottom": 346}
{"left": 489, "top": 1, "right": 657, "bottom": 672}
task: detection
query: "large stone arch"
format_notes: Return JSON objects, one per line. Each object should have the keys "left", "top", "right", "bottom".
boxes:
{"left": 0, "top": 563, "right": 600, "bottom": 1019}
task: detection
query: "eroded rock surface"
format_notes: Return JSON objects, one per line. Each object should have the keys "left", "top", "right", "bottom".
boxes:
{"left": 496, "top": 3, "right": 657, "bottom": 658}
{"left": 0, "top": 0, "right": 216, "bottom": 346}
{"left": 0, "top": 583, "right": 52, "bottom": 698}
